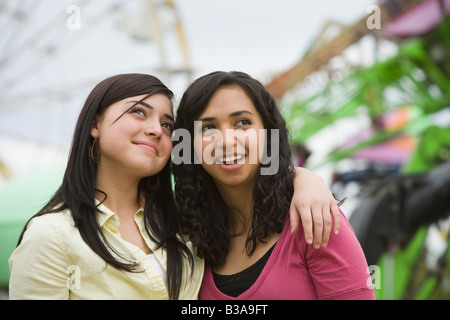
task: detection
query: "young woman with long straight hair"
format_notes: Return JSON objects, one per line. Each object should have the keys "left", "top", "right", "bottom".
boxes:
{"left": 9, "top": 73, "right": 202, "bottom": 299}
{"left": 173, "top": 71, "right": 375, "bottom": 300}
{"left": 9, "top": 73, "right": 340, "bottom": 300}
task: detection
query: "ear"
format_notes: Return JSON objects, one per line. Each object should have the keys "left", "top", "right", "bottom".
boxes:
{"left": 90, "top": 118, "right": 99, "bottom": 139}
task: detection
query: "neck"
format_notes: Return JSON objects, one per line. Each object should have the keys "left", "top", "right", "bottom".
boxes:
{"left": 215, "top": 182, "right": 254, "bottom": 233}
{"left": 95, "top": 162, "right": 141, "bottom": 219}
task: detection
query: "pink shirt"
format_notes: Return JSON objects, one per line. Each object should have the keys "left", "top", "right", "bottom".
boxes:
{"left": 199, "top": 212, "right": 375, "bottom": 300}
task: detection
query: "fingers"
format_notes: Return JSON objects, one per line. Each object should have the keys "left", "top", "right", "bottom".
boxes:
{"left": 289, "top": 202, "right": 300, "bottom": 235}
{"left": 331, "top": 201, "right": 341, "bottom": 235}
{"left": 321, "top": 207, "right": 332, "bottom": 248}
{"left": 308, "top": 203, "right": 338, "bottom": 249}
{"left": 300, "top": 208, "right": 314, "bottom": 245}
{"left": 312, "top": 205, "right": 323, "bottom": 249}
{"left": 290, "top": 197, "right": 342, "bottom": 249}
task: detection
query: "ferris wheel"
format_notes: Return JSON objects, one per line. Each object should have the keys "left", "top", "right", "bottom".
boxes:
{"left": 0, "top": 0, "right": 192, "bottom": 180}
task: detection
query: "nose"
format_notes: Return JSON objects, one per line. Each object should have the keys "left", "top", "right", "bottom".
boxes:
{"left": 144, "top": 118, "right": 163, "bottom": 139}
{"left": 214, "top": 127, "right": 237, "bottom": 153}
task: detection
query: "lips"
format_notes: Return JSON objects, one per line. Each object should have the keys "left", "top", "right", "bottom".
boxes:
{"left": 216, "top": 161, "right": 245, "bottom": 172}
{"left": 133, "top": 141, "right": 158, "bottom": 155}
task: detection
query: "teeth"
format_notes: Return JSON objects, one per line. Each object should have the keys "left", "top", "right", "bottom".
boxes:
{"left": 220, "top": 155, "right": 244, "bottom": 163}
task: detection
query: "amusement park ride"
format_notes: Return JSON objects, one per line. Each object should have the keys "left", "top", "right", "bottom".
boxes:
{"left": 125, "top": 0, "right": 192, "bottom": 83}
{"left": 265, "top": 0, "right": 446, "bottom": 100}
{"left": 0, "top": 0, "right": 192, "bottom": 180}
{"left": 266, "top": 0, "right": 450, "bottom": 300}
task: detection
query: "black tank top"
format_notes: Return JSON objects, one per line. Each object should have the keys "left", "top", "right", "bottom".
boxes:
{"left": 211, "top": 243, "right": 276, "bottom": 297}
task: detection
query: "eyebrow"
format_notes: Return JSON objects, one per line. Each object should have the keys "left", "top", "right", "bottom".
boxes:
{"left": 125, "top": 100, "right": 174, "bottom": 122}
{"left": 198, "top": 110, "right": 254, "bottom": 122}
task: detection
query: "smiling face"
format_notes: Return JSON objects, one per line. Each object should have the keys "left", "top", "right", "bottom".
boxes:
{"left": 91, "top": 93, "right": 174, "bottom": 180}
{"left": 194, "top": 86, "right": 266, "bottom": 189}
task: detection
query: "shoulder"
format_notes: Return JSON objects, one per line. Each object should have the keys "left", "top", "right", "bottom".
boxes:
{"left": 287, "top": 210, "right": 375, "bottom": 299}
{"left": 27, "top": 209, "right": 74, "bottom": 227}
{"left": 284, "top": 209, "right": 361, "bottom": 255}
{"left": 25, "top": 210, "right": 75, "bottom": 241}
{"left": 287, "top": 209, "right": 367, "bottom": 263}
{"left": 16, "top": 210, "right": 77, "bottom": 260}
{"left": 312, "top": 210, "right": 363, "bottom": 258}
{"left": 9, "top": 210, "right": 76, "bottom": 299}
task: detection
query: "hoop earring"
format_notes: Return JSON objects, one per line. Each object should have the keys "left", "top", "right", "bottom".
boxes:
{"left": 90, "top": 138, "right": 100, "bottom": 163}
{"left": 146, "top": 175, "right": 160, "bottom": 190}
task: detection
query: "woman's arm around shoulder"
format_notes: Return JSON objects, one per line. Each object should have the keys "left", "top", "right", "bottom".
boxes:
{"left": 290, "top": 167, "right": 341, "bottom": 248}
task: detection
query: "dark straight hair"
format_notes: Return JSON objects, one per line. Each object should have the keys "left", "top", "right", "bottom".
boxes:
{"left": 18, "top": 73, "right": 193, "bottom": 300}
{"left": 173, "top": 71, "right": 295, "bottom": 268}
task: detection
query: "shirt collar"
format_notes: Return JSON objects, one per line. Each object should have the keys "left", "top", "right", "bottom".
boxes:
{"left": 93, "top": 199, "right": 162, "bottom": 254}
{"left": 94, "top": 199, "right": 144, "bottom": 228}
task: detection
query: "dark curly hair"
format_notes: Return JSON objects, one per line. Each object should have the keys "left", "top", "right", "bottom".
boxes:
{"left": 173, "top": 71, "right": 295, "bottom": 268}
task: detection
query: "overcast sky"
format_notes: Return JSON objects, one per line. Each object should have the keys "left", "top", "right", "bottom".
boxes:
{"left": 0, "top": 0, "right": 375, "bottom": 179}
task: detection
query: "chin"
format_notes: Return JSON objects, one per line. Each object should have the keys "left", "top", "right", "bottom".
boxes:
{"left": 133, "top": 161, "right": 165, "bottom": 178}
{"left": 217, "top": 173, "right": 255, "bottom": 187}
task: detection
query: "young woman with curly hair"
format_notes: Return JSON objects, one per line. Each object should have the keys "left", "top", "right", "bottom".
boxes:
{"left": 173, "top": 71, "right": 375, "bottom": 300}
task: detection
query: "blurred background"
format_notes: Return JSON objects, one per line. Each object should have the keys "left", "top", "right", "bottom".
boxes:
{"left": 1, "top": 0, "right": 449, "bottom": 300}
